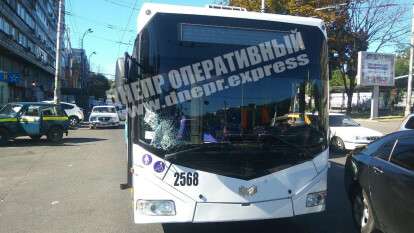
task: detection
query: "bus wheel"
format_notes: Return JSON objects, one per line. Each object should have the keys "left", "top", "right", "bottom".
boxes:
{"left": 30, "top": 135, "right": 42, "bottom": 141}
{"left": 0, "top": 128, "right": 9, "bottom": 146}
{"left": 47, "top": 127, "right": 63, "bottom": 143}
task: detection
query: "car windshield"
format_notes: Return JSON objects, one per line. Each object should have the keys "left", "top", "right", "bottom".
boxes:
{"left": 329, "top": 115, "right": 360, "bottom": 127}
{"left": 92, "top": 107, "right": 116, "bottom": 113}
{"left": 0, "top": 104, "right": 23, "bottom": 117}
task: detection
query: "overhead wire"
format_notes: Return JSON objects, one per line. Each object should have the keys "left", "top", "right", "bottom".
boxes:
{"left": 64, "top": 10, "right": 136, "bottom": 34}
{"left": 116, "top": 0, "right": 140, "bottom": 57}
{"left": 104, "top": 0, "right": 141, "bottom": 11}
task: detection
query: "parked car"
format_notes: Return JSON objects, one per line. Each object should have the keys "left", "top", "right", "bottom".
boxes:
{"left": 0, "top": 102, "right": 69, "bottom": 145}
{"left": 329, "top": 113, "right": 383, "bottom": 151}
{"left": 344, "top": 130, "right": 414, "bottom": 233}
{"left": 399, "top": 113, "right": 414, "bottom": 131}
{"left": 43, "top": 101, "right": 84, "bottom": 127}
{"left": 89, "top": 105, "right": 120, "bottom": 129}
{"left": 115, "top": 104, "right": 127, "bottom": 121}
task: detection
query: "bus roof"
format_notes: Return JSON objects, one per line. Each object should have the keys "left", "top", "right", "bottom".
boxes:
{"left": 137, "top": 3, "right": 326, "bottom": 37}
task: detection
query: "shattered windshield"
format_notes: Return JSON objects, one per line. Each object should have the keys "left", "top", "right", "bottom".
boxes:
{"left": 138, "top": 77, "right": 327, "bottom": 155}
{"left": 132, "top": 14, "right": 328, "bottom": 157}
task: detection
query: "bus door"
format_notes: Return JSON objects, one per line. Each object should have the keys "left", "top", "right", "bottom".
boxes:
{"left": 19, "top": 105, "right": 41, "bottom": 135}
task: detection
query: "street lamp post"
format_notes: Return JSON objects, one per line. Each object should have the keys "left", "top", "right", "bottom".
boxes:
{"left": 80, "top": 28, "right": 93, "bottom": 89}
{"left": 53, "top": 0, "right": 65, "bottom": 104}
{"left": 88, "top": 51, "right": 96, "bottom": 73}
{"left": 80, "top": 28, "right": 93, "bottom": 50}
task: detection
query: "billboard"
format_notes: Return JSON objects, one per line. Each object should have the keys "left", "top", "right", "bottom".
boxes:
{"left": 356, "top": 51, "right": 395, "bottom": 86}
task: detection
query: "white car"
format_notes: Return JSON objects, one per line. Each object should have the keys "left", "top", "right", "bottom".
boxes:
{"left": 89, "top": 105, "right": 120, "bottom": 129}
{"left": 43, "top": 101, "right": 84, "bottom": 127}
{"left": 329, "top": 113, "right": 383, "bottom": 151}
{"left": 115, "top": 105, "right": 127, "bottom": 121}
{"left": 399, "top": 113, "right": 414, "bottom": 131}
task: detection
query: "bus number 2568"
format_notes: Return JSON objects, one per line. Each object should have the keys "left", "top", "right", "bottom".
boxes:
{"left": 173, "top": 172, "right": 199, "bottom": 186}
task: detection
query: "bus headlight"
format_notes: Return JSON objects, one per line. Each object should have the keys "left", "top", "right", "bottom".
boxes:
{"left": 306, "top": 191, "right": 326, "bottom": 207}
{"left": 136, "top": 200, "right": 176, "bottom": 216}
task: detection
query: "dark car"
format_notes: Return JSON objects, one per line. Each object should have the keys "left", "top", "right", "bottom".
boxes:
{"left": 0, "top": 102, "right": 69, "bottom": 145}
{"left": 344, "top": 130, "right": 414, "bottom": 233}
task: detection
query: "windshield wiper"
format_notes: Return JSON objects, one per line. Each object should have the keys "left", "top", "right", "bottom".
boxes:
{"left": 164, "top": 143, "right": 232, "bottom": 160}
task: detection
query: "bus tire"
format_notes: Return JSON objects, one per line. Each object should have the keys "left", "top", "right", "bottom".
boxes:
{"left": 30, "top": 135, "right": 42, "bottom": 141}
{"left": 47, "top": 127, "right": 64, "bottom": 143}
{"left": 0, "top": 128, "right": 9, "bottom": 146}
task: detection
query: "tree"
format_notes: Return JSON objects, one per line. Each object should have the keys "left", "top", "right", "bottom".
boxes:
{"left": 227, "top": 0, "right": 408, "bottom": 113}
{"left": 395, "top": 46, "right": 410, "bottom": 77}
{"left": 330, "top": 69, "right": 348, "bottom": 87}
{"left": 222, "top": 0, "right": 289, "bottom": 13}
{"left": 335, "top": 0, "right": 408, "bottom": 113}
{"left": 86, "top": 73, "right": 110, "bottom": 100}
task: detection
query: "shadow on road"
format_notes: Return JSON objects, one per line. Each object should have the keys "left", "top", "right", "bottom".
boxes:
{"left": 162, "top": 159, "right": 357, "bottom": 233}
{"left": 4, "top": 137, "right": 107, "bottom": 147}
{"left": 329, "top": 148, "right": 350, "bottom": 159}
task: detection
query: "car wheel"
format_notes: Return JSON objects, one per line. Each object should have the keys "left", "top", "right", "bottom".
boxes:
{"left": 68, "top": 116, "right": 79, "bottom": 127}
{"left": 352, "top": 190, "right": 376, "bottom": 233}
{"left": 47, "top": 127, "right": 64, "bottom": 143}
{"left": 331, "top": 136, "right": 346, "bottom": 151}
{"left": 0, "top": 128, "right": 10, "bottom": 146}
{"left": 30, "top": 135, "right": 42, "bottom": 141}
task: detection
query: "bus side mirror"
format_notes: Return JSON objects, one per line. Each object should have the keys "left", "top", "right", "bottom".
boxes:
{"left": 115, "top": 53, "right": 140, "bottom": 86}
{"left": 115, "top": 57, "right": 127, "bottom": 87}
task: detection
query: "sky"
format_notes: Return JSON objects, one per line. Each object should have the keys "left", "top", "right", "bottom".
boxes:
{"left": 67, "top": 0, "right": 412, "bottom": 79}
{"left": 67, "top": 0, "right": 213, "bottom": 79}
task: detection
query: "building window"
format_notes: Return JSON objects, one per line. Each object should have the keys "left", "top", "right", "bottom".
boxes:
{"left": 17, "top": 3, "right": 35, "bottom": 30}
{"left": 35, "top": 4, "right": 48, "bottom": 28}
{"left": 18, "top": 32, "right": 28, "bottom": 48}
{"left": 0, "top": 17, "right": 17, "bottom": 40}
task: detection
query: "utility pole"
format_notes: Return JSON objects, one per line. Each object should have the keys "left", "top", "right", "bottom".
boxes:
{"left": 260, "top": 0, "right": 265, "bottom": 13}
{"left": 405, "top": 4, "right": 414, "bottom": 116}
{"left": 80, "top": 28, "right": 92, "bottom": 89}
{"left": 54, "top": 0, "right": 65, "bottom": 104}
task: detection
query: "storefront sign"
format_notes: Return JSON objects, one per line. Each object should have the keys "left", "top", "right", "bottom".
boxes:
{"left": 0, "top": 72, "right": 21, "bottom": 84}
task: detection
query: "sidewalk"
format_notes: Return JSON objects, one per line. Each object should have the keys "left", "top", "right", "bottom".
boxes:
{"left": 355, "top": 118, "right": 403, "bottom": 135}
{"left": 354, "top": 116, "right": 405, "bottom": 122}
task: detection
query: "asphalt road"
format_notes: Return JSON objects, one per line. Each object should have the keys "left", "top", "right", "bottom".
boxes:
{"left": 0, "top": 120, "right": 400, "bottom": 233}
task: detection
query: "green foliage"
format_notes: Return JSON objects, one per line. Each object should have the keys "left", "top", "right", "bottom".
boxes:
{"left": 87, "top": 73, "right": 110, "bottom": 99}
{"left": 330, "top": 69, "right": 347, "bottom": 87}
{"left": 395, "top": 46, "right": 409, "bottom": 77}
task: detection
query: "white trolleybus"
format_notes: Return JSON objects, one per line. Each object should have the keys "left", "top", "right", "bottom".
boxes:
{"left": 118, "top": 3, "right": 329, "bottom": 224}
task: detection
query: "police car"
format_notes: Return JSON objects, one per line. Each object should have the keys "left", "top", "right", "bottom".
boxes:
{"left": 0, "top": 102, "right": 70, "bottom": 145}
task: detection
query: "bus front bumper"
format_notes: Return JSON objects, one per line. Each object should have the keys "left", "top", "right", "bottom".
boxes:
{"left": 133, "top": 167, "right": 327, "bottom": 224}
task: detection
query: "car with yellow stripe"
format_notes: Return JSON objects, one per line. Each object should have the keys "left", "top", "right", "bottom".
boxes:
{"left": 0, "top": 102, "right": 69, "bottom": 145}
